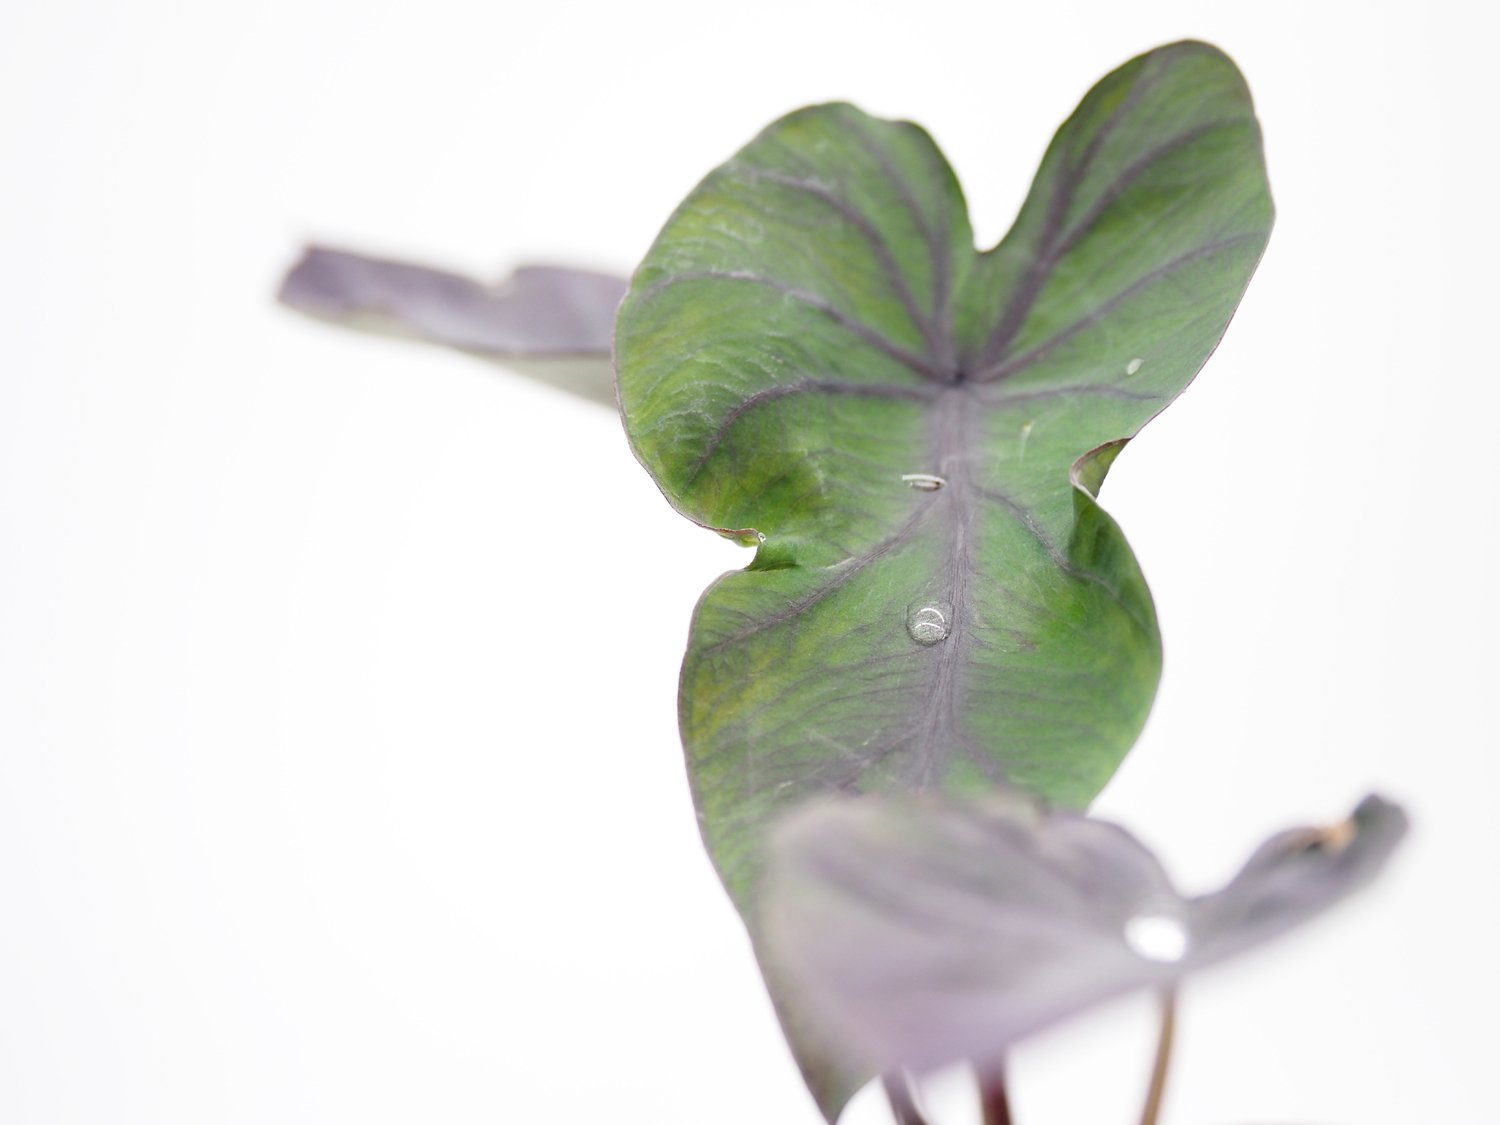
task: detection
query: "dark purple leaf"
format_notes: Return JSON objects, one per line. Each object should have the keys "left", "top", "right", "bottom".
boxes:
{"left": 761, "top": 793, "right": 1406, "bottom": 1077}
{"left": 278, "top": 246, "right": 627, "bottom": 406}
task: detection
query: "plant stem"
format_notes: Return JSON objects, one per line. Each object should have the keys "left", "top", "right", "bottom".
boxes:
{"left": 1138, "top": 988, "right": 1178, "bottom": 1125}
{"left": 977, "top": 1065, "right": 1014, "bottom": 1125}
{"left": 882, "top": 1073, "right": 931, "bottom": 1125}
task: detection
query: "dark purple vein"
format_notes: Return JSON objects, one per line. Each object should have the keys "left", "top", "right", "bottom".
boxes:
{"left": 845, "top": 111, "right": 959, "bottom": 376}
{"left": 685, "top": 378, "right": 940, "bottom": 482}
{"left": 636, "top": 270, "right": 943, "bottom": 380}
{"left": 972, "top": 54, "right": 1166, "bottom": 372}
{"left": 958, "top": 733, "right": 1012, "bottom": 784}
{"left": 974, "top": 232, "right": 1261, "bottom": 383}
{"left": 1053, "top": 51, "right": 1168, "bottom": 220}
{"left": 973, "top": 484, "right": 1150, "bottom": 636}
{"left": 915, "top": 393, "right": 977, "bottom": 786}
{"left": 974, "top": 483, "right": 1068, "bottom": 568}
{"left": 973, "top": 159, "right": 1073, "bottom": 374}
{"left": 1047, "top": 117, "right": 1252, "bottom": 264}
{"left": 698, "top": 501, "right": 939, "bottom": 658}
{"left": 732, "top": 165, "right": 939, "bottom": 362}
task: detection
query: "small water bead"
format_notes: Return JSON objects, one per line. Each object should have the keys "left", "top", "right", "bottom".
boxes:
{"left": 1124, "top": 912, "right": 1190, "bottom": 963}
{"left": 905, "top": 601, "right": 953, "bottom": 646}
{"left": 716, "top": 528, "right": 766, "bottom": 547}
{"left": 901, "top": 473, "right": 946, "bottom": 492}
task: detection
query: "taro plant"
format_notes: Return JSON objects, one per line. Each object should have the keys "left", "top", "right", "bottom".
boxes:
{"left": 281, "top": 40, "right": 1406, "bottom": 1125}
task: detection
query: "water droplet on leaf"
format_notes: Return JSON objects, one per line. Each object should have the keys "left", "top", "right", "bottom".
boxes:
{"left": 1124, "top": 913, "right": 1189, "bottom": 963}
{"left": 906, "top": 601, "right": 952, "bottom": 646}
{"left": 717, "top": 527, "right": 765, "bottom": 547}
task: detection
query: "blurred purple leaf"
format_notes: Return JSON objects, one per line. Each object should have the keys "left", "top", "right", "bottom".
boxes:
{"left": 762, "top": 792, "right": 1406, "bottom": 1078}
{"left": 278, "top": 246, "right": 628, "bottom": 406}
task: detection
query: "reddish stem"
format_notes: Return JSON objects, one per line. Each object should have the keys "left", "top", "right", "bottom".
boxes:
{"left": 882, "top": 1073, "right": 931, "bottom": 1125}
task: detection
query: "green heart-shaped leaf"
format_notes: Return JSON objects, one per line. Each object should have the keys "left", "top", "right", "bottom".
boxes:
{"left": 615, "top": 41, "right": 1272, "bottom": 1117}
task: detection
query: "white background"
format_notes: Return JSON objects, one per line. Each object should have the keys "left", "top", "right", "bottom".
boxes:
{"left": 3, "top": 1, "right": 1496, "bottom": 1122}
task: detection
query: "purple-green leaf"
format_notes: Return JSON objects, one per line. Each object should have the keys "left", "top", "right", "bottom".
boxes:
{"left": 617, "top": 41, "right": 1272, "bottom": 894}
{"left": 761, "top": 792, "right": 1407, "bottom": 1078}
{"left": 613, "top": 41, "right": 1273, "bottom": 1117}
